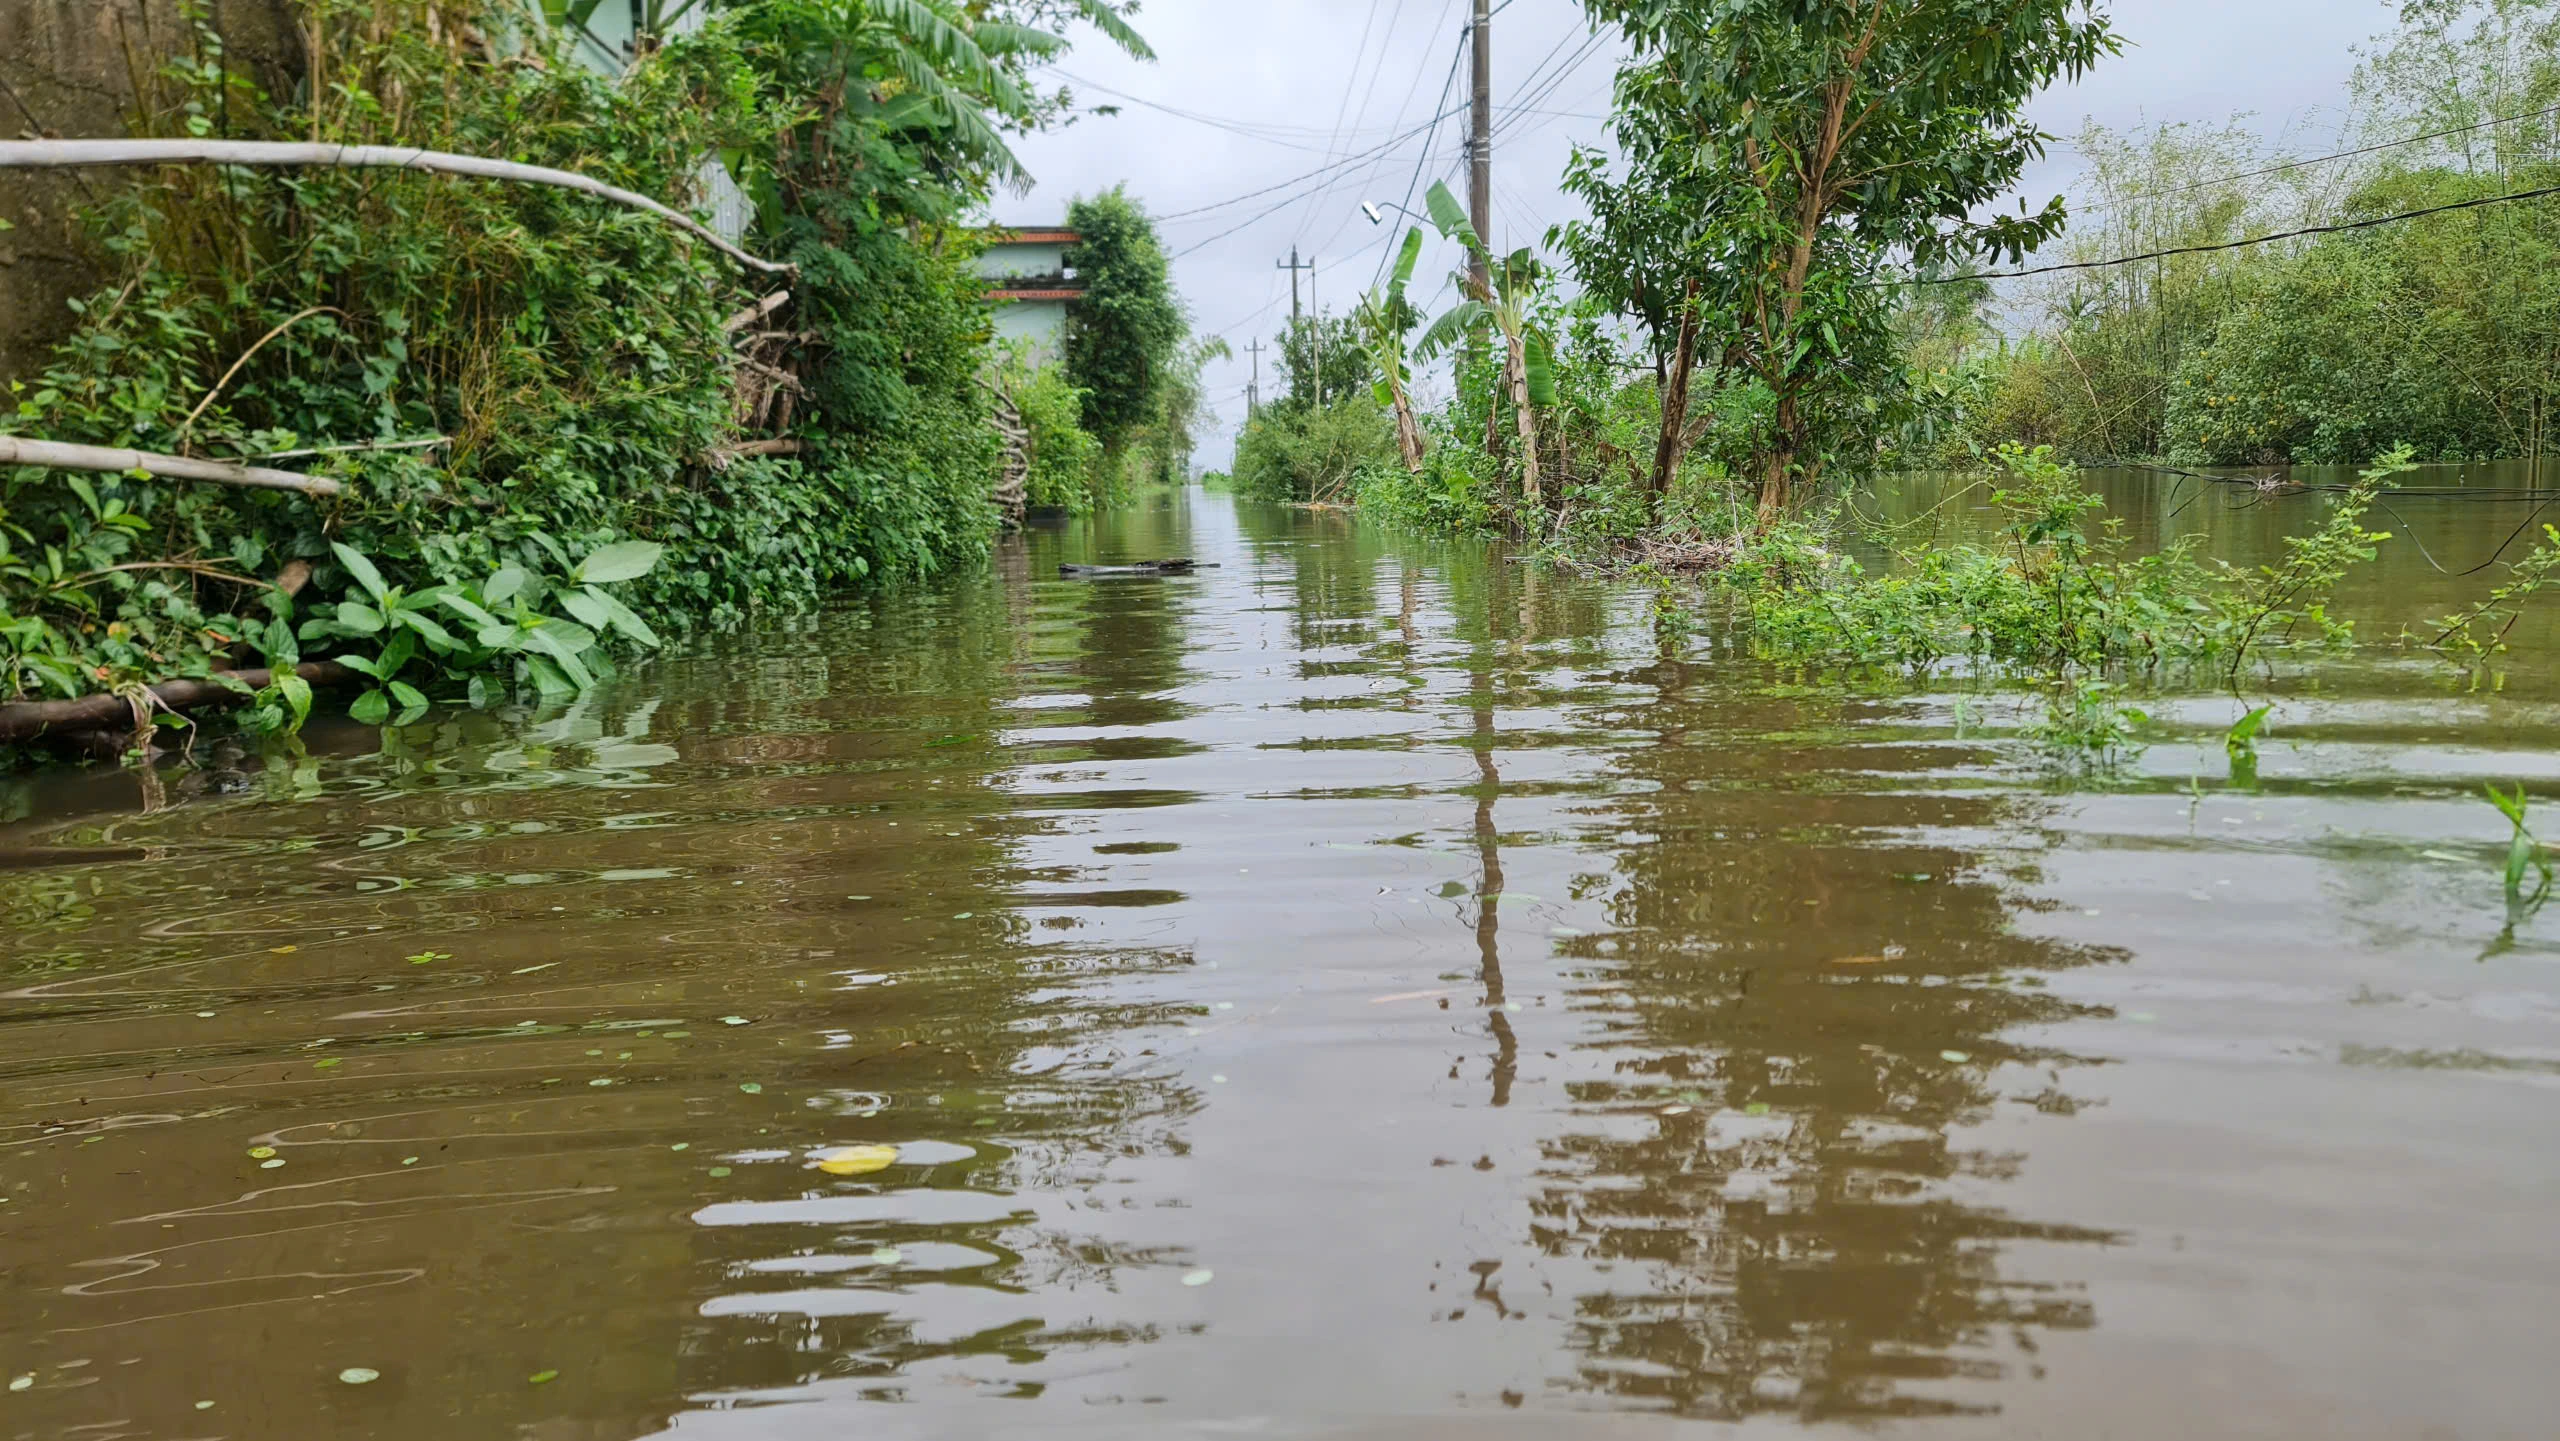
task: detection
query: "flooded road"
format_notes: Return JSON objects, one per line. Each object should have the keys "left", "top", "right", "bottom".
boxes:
{"left": 4, "top": 478, "right": 2557, "bottom": 1439}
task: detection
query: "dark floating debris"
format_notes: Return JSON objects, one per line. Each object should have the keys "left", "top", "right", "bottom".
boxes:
{"left": 1058, "top": 558, "right": 1214, "bottom": 577}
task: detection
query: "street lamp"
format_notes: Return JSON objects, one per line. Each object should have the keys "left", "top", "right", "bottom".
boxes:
{"left": 1361, "top": 200, "right": 1427, "bottom": 226}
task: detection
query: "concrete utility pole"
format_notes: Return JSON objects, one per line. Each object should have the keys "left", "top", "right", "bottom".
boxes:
{"left": 1468, "top": 0, "right": 1493, "bottom": 294}
{"left": 1245, "top": 337, "right": 1265, "bottom": 416}
{"left": 1276, "top": 246, "right": 1315, "bottom": 321}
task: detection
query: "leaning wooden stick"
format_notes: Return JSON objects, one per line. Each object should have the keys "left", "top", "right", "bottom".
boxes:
{"left": 0, "top": 139, "right": 795, "bottom": 279}
{"left": 0, "top": 435, "right": 342, "bottom": 498}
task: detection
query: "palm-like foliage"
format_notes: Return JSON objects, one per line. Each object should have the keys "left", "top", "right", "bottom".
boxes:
{"left": 1413, "top": 179, "right": 1557, "bottom": 511}
{"left": 1355, "top": 226, "right": 1428, "bottom": 474}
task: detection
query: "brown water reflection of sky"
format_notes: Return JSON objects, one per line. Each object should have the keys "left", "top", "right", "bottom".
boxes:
{"left": 3, "top": 481, "right": 2557, "bottom": 1439}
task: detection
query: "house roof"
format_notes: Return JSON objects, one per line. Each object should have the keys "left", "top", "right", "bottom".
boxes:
{"left": 984, "top": 227, "right": 1080, "bottom": 245}
{"left": 987, "top": 286, "right": 1082, "bottom": 302}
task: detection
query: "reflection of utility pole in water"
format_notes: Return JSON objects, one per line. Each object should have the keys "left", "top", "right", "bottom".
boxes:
{"left": 1473, "top": 567, "right": 1518, "bottom": 1108}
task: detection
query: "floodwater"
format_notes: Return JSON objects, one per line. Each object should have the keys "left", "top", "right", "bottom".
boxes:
{"left": 4, "top": 474, "right": 2558, "bottom": 1439}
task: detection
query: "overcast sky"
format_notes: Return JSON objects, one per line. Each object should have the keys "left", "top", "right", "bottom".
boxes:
{"left": 1002, "top": 1, "right": 2406, "bottom": 469}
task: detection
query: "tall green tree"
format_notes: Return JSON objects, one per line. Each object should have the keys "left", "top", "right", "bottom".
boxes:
{"left": 1585, "top": 0, "right": 2117, "bottom": 519}
{"left": 1558, "top": 60, "right": 1741, "bottom": 507}
{"left": 1063, "top": 187, "right": 1186, "bottom": 449}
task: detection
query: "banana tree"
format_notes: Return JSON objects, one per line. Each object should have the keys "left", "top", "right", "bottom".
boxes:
{"left": 1355, "top": 226, "right": 1427, "bottom": 474}
{"left": 1414, "top": 179, "right": 1557, "bottom": 512}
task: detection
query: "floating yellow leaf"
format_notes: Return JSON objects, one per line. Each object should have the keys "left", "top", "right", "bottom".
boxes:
{"left": 815, "top": 1144, "right": 899, "bottom": 1176}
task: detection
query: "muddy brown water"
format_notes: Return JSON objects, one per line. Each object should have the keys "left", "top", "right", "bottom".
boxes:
{"left": 4, "top": 472, "right": 2558, "bottom": 1439}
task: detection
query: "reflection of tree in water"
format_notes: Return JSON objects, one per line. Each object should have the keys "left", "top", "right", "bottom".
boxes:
{"left": 1535, "top": 669, "right": 2126, "bottom": 1420}
{"left": 681, "top": 504, "right": 1221, "bottom": 1395}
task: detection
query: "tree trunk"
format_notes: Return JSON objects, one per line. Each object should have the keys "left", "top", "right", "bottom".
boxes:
{"left": 1758, "top": 388, "right": 1801, "bottom": 524}
{"left": 1508, "top": 333, "right": 1542, "bottom": 513}
{"left": 1649, "top": 280, "right": 1702, "bottom": 512}
{"left": 1388, "top": 376, "right": 1425, "bottom": 474}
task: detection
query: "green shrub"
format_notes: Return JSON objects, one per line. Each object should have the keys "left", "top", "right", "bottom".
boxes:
{"left": 1231, "top": 396, "right": 1397, "bottom": 502}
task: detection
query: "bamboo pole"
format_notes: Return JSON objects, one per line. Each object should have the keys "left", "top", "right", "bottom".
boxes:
{"left": 0, "top": 435, "right": 342, "bottom": 497}
{"left": 0, "top": 662, "right": 355, "bottom": 745}
{"left": 0, "top": 139, "right": 795, "bottom": 279}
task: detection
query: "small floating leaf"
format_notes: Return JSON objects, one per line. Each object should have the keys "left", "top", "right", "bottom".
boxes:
{"left": 401, "top": 1157, "right": 419, "bottom": 1166}
{"left": 870, "top": 1246, "right": 903, "bottom": 1264}
{"left": 195, "top": 1400, "right": 215, "bottom": 1410}
{"left": 1181, "top": 1269, "right": 1215, "bottom": 1287}
{"left": 337, "top": 1368, "right": 379, "bottom": 1385}
{"left": 669, "top": 1143, "right": 689, "bottom": 1152}
{"left": 720, "top": 1016, "right": 749, "bottom": 1026}
{"left": 737, "top": 1083, "right": 763, "bottom": 1095}
{"left": 527, "top": 1370, "right": 558, "bottom": 1385}
{"left": 8, "top": 1375, "right": 32, "bottom": 1392}
{"left": 1940, "top": 1050, "right": 1971, "bottom": 1063}
{"left": 1743, "top": 1103, "right": 1771, "bottom": 1117}
{"left": 247, "top": 1146, "right": 277, "bottom": 1160}
{"left": 816, "top": 1144, "right": 899, "bottom": 1176}
{"left": 260, "top": 1158, "right": 286, "bottom": 1169}
{"left": 707, "top": 1166, "right": 732, "bottom": 1178}
{"left": 312, "top": 1058, "right": 341, "bottom": 1070}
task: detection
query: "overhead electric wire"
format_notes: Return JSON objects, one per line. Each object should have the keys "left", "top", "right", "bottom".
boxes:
{"left": 1153, "top": 91, "right": 1477, "bottom": 226}
{"left": 1298, "top": 0, "right": 1461, "bottom": 261}
{"left": 2078, "top": 99, "right": 2560, "bottom": 215}
{"left": 1909, "top": 178, "right": 2560, "bottom": 284}
{"left": 1369, "top": 22, "right": 1474, "bottom": 290}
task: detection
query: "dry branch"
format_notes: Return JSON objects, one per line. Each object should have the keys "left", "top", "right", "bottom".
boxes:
{"left": 0, "top": 436, "right": 342, "bottom": 497}
{"left": 723, "top": 290, "right": 792, "bottom": 332}
{"left": 0, "top": 139, "right": 795, "bottom": 279}
{"left": 0, "top": 662, "right": 355, "bottom": 745}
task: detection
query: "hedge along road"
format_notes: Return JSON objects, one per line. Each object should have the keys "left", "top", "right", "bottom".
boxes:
{"left": 1, "top": 476, "right": 2556, "bottom": 1438}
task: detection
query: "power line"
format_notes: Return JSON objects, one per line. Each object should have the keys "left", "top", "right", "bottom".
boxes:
{"left": 2077, "top": 100, "right": 2560, "bottom": 215}
{"left": 1298, "top": 0, "right": 1461, "bottom": 258}
{"left": 1294, "top": 0, "right": 1396, "bottom": 250}
{"left": 1916, "top": 178, "right": 2560, "bottom": 285}
{"left": 1155, "top": 94, "right": 1472, "bottom": 225}
{"left": 1370, "top": 27, "right": 1474, "bottom": 290}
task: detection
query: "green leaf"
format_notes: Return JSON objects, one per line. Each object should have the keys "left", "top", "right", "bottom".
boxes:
{"left": 334, "top": 653, "right": 382, "bottom": 679}
{"left": 1523, "top": 330, "right": 1558, "bottom": 409}
{"left": 577, "top": 585, "right": 661, "bottom": 648}
{"left": 1423, "top": 179, "right": 1480, "bottom": 255}
{"left": 330, "top": 543, "right": 388, "bottom": 603}
{"left": 556, "top": 588, "right": 612, "bottom": 633}
{"left": 1414, "top": 301, "right": 1490, "bottom": 362}
{"left": 394, "top": 609, "right": 461, "bottom": 650}
{"left": 350, "top": 688, "right": 391, "bottom": 725}
{"left": 522, "top": 625, "right": 597, "bottom": 691}
{"left": 388, "top": 680, "right": 428, "bottom": 711}
{"left": 1070, "top": 0, "right": 1154, "bottom": 60}
{"left": 1387, "top": 226, "right": 1424, "bottom": 297}
{"left": 484, "top": 565, "right": 530, "bottom": 607}
{"left": 335, "top": 601, "right": 383, "bottom": 635}
{"left": 434, "top": 592, "right": 503, "bottom": 629}
{"left": 272, "top": 671, "right": 313, "bottom": 730}
{"left": 572, "top": 540, "right": 664, "bottom": 585}
{"left": 523, "top": 653, "right": 578, "bottom": 699}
